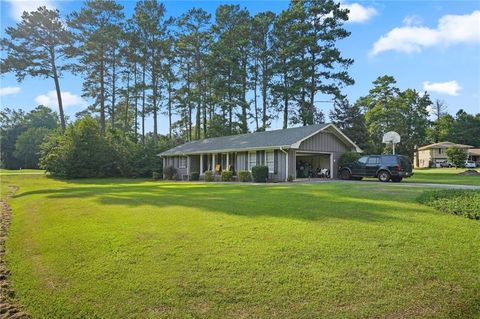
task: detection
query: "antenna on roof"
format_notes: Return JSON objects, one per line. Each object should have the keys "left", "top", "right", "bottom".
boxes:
{"left": 382, "top": 131, "right": 401, "bottom": 154}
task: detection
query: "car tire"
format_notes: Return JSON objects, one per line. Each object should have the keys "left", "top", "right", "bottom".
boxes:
{"left": 340, "top": 169, "right": 351, "bottom": 180}
{"left": 378, "top": 170, "right": 391, "bottom": 182}
{"left": 391, "top": 177, "right": 403, "bottom": 182}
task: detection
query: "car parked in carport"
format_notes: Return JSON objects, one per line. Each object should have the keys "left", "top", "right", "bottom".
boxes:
{"left": 339, "top": 154, "right": 413, "bottom": 182}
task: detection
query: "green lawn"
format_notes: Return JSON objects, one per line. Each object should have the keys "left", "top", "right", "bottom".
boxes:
{"left": 408, "top": 168, "right": 480, "bottom": 186}
{"left": 1, "top": 174, "right": 479, "bottom": 318}
{"left": 0, "top": 169, "right": 46, "bottom": 175}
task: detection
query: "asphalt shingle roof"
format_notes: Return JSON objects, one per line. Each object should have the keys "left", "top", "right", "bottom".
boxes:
{"left": 160, "top": 123, "right": 329, "bottom": 156}
{"left": 418, "top": 141, "right": 473, "bottom": 150}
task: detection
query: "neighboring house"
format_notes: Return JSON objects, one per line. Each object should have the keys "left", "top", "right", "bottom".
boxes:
{"left": 468, "top": 148, "right": 480, "bottom": 164}
{"left": 159, "top": 123, "right": 362, "bottom": 181}
{"left": 414, "top": 141, "right": 473, "bottom": 168}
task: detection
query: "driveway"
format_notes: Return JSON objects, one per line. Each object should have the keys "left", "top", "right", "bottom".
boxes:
{"left": 295, "top": 179, "right": 480, "bottom": 190}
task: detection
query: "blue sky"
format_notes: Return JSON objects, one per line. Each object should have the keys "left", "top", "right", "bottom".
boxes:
{"left": 1, "top": 0, "right": 479, "bottom": 134}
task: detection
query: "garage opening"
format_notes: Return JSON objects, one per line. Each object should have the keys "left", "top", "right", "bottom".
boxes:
{"left": 295, "top": 152, "right": 332, "bottom": 179}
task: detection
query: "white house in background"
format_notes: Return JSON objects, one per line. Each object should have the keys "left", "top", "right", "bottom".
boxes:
{"left": 414, "top": 141, "right": 473, "bottom": 168}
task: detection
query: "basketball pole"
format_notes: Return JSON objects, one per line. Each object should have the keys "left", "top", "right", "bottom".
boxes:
{"left": 393, "top": 143, "right": 395, "bottom": 155}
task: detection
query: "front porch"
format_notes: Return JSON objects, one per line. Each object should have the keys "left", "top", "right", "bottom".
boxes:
{"left": 187, "top": 152, "right": 239, "bottom": 179}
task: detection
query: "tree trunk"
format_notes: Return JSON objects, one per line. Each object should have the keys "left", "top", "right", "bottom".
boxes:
{"left": 141, "top": 56, "right": 146, "bottom": 144}
{"left": 100, "top": 55, "right": 106, "bottom": 135}
{"left": 261, "top": 59, "right": 268, "bottom": 131}
{"left": 168, "top": 80, "right": 172, "bottom": 139}
{"left": 50, "top": 50, "right": 66, "bottom": 133}
{"left": 134, "top": 63, "right": 138, "bottom": 142}
{"left": 111, "top": 47, "right": 116, "bottom": 129}
{"left": 124, "top": 70, "right": 130, "bottom": 134}
{"left": 253, "top": 59, "right": 259, "bottom": 131}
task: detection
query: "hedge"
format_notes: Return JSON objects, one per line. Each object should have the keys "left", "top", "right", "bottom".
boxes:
{"left": 204, "top": 171, "right": 214, "bottom": 182}
{"left": 417, "top": 189, "right": 480, "bottom": 220}
{"left": 251, "top": 165, "right": 268, "bottom": 183}
{"left": 221, "top": 171, "right": 233, "bottom": 182}
{"left": 238, "top": 170, "right": 251, "bottom": 182}
{"left": 190, "top": 172, "right": 200, "bottom": 181}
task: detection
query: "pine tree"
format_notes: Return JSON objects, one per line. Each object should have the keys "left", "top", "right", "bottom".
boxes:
{"left": 68, "top": 0, "right": 124, "bottom": 135}
{"left": 1, "top": 7, "right": 74, "bottom": 132}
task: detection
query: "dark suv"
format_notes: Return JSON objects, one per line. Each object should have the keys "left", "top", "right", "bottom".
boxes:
{"left": 339, "top": 155, "right": 413, "bottom": 182}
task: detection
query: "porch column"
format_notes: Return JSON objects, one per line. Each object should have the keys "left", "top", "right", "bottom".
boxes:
{"left": 227, "top": 153, "right": 230, "bottom": 169}
{"left": 200, "top": 154, "right": 204, "bottom": 173}
{"left": 212, "top": 153, "right": 216, "bottom": 173}
{"left": 330, "top": 154, "right": 334, "bottom": 179}
{"left": 187, "top": 156, "right": 191, "bottom": 177}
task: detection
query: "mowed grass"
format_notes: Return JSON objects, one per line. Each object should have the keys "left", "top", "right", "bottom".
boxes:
{"left": 0, "top": 169, "right": 46, "bottom": 175}
{"left": 408, "top": 168, "right": 480, "bottom": 186}
{"left": 1, "top": 174, "right": 480, "bottom": 318}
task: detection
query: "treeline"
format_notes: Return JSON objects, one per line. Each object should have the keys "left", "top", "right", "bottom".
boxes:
{"left": 1, "top": 0, "right": 479, "bottom": 176}
{"left": 330, "top": 76, "right": 480, "bottom": 158}
{"left": 1, "top": 0, "right": 354, "bottom": 141}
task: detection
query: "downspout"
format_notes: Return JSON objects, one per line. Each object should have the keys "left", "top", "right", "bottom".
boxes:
{"left": 280, "top": 147, "right": 289, "bottom": 182}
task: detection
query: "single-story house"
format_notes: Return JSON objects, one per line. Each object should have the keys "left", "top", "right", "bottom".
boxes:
{"left": 159, "top": 123, "right": 362, "bottom": 181}
{"left": 414, "top": 141, "right": 473, "bottom": 168}
{"left": 468, "top": 148, "right": 480, "bottom": 164}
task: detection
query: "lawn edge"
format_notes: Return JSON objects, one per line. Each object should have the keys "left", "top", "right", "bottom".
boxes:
{"left": 0, "top": 185, "right": 30, "bottom": 319}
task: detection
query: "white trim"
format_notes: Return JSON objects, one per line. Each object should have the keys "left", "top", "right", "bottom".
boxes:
{"left": 330, "top": 153, "right": 334, "bottom": 179}
{"left": 248, "top": 151, "right": 256, "bottom": 171}
{"left": 265, "top": 150, "right": 275, "bottom": 173}
{"left": 200, "top": 153, "right": 204, "bottom": 173}
{"left": 179, "top": 156, "right": 187, "bottom": 169}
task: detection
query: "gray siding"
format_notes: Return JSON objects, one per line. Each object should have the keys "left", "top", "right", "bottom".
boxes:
{"left": 299, "top": 132, "right": 349, "bottom": 153}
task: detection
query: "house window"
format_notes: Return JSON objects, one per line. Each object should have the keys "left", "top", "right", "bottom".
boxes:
{"left": 266, "top": 150, "right": 274, "bottom": 173}
{"left": 248, "top": 152, "right": 256, "bottom": 171}
{"left": 438, "top": 148, "right": 442, "bottom": 154}
{"left": 179, "top": 156, "right": 187, "bottom": 169}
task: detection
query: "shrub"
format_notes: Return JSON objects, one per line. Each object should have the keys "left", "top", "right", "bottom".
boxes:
{"left": 204, "top": 171, "right": 214, "bottom": 182}
{"left": 152, "top": 171, "right": 162, "bottom": 180}
{"left": 163, "top": 165, "right": 178, "bottom": 180}
{"left": 339, "top": 152, "right": 361, "bottom": 168}
{"left": 251, "top": 165, "right": 269, "bottom": 183}
{"left": 190, "top": 172, "right": 200, "bottom": 181}
{"left": 221, "top": 170, "right": 233, "bottom": 182}
{"left": 418, "top": 190, "right": 480, "bottom": 220}
{"left": 446, "top": 147, "right": 468, "bottom": 168}
{"left": 287, "top": 175, "right": 294, "bottom": 182}
{"left": 238, "top": 170, "right": 251, "bottom": 182}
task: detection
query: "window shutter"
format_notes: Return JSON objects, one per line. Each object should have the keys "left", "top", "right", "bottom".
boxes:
{"left": 274, "top": 150, "right": 278, "bottom": 174}
{"left": 256, "top": 151, "right": 261, "bottom": 166}
{"left": 244, "top": 152, "right": 248, "bottom": 170}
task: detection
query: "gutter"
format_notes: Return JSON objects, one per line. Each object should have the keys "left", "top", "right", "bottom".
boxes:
{"left": 279, "top": 146, "right": 289, "bottom": 182}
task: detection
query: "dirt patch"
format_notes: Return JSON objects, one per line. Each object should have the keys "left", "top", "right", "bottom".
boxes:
{"left": 457, "top": 169, "right": 480, "bottom": 176}
{"left": 0, "top": 185, "right": 29, "bottom": 319}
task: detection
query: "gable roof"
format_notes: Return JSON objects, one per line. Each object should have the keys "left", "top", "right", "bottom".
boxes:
{"left": 159, "top": 123, "right": 361, "bottom": 156}
{"left": 418, "top": 141, "right": 474, "bottom": 151}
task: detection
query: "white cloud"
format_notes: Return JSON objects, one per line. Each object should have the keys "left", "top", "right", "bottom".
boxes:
{"left": 423, "top": 81, "right": 462, "bottom": 96}
{"left": 35, "top": 91, "right": 86, "bottom": 109}
{"left": 341, "top": 3, "right": 378, "bottom": 23}
{"left": 372, "top": 11, "right": 480, "bottom": 55}
{"left": 7, "top": 0, "right": 56, "bottom": 21}
{"left": 402, "top": 15, "right": 423, "bottom": 26}
{"left": 0, "top": 86, "right": 21, "bottom": 96}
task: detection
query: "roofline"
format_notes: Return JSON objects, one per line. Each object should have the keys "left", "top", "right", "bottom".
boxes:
{"left": 158, "top": 145, "right": 292, "bottom": 157}
{"left": 418, "top": 141, "right": 474, "bottom": 150}
{"left": 290, "top": 123, "right": 362, "bottom": 152}
{"left": 158, "top": 123, "right": 363, "bottom": 157}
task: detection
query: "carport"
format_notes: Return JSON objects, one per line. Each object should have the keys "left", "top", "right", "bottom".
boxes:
{"left": 295, "top": 151, "right": 333, "bottom": 179}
